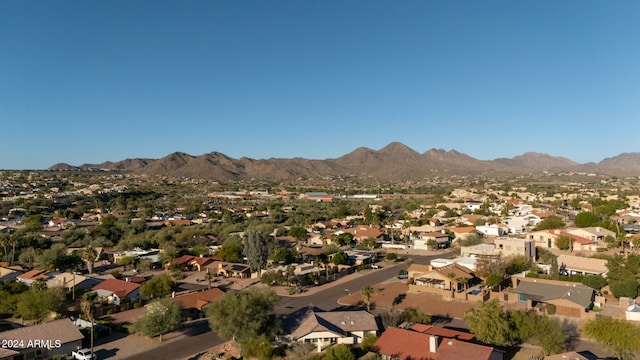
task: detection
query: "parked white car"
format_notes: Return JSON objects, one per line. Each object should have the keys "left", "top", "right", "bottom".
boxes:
{"left": 72, "top": 348, "right": 97, "bottom": 360}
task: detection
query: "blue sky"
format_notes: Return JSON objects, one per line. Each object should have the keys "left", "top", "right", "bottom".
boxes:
{"left": 1, "top": 1, "right": 639, "bottom": 170}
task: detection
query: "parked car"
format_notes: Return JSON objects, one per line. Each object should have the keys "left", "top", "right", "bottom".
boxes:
{"left": 397, "top": 273, "right": 408, "bottom": 279}
{"left": 72, "top": 349, "right": 97, "bottom": 360}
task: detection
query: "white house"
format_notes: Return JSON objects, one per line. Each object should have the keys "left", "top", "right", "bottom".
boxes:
{"left": 475, "top": 223, "right": 509, "bottom": 237}
{"left": 283, "top": 308, "right": 378, "bottom": 352}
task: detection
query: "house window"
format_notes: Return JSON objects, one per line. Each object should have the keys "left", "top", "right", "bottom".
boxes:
{"left": 519, "top": 294, "right": 528, "bottom": 302}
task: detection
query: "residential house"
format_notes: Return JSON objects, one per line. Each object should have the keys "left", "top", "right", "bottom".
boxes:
{"left": 0, "top": 266, "right": 21, "bottom": 283}
{"left": 171, "top": 255, "right": 222, "bottom": 271}
{"left": 556, "top": 254, "right": 608, "bottom": 277}
{"left": 408, "top": 263, "right": 483, "bottom": 300}
{"left": 203, "top": 261, "right": 252, "bottom": 279}
{"left": 544, "top": 352, "right": 594, "bottom": 360}
{"left": 566, "top": 227, "right": 616, "bottom": 247}
{"left": 345, "top": 226, "right": 386, "bottom": 244}
{"left": 528, "top": 229, "right": 597, "bottom": 251}
{"left": 112, "top": 248, "right": 160, "bottom": 264}
{"left": 494, "top": 237, "right": 535, "bottom": 259}
{"left": 449, "top": 227, "right": 476, "bottom": 242}
{"left": 47, "top": 218, "right": 75, "bottom": 229}
{"left": 412, "top": 231, "right": 451, "bottom": 250}
{"left": 91, "top": 278, "right": 141, "bottom": 305}
{"left": 430, "top": 257, "right": 478, "bottom": 272}
{"left": 344, "top": 250, "right": 375, "bottom": 266}
{"left": 281, "top": 307, "right": 378, "bottom": 352}
{"left": 509, "top": 276, "right": 595, "bottom": 318}
{"left": 373, "top": 326, "right": 503, "bottom": 360}
{"left": 176, "top": 288, "right": 225, "bottom": 319}
{"left": 465, "top": 200, "right": 484, "bottom": 212}
{"left": 0, "top": 318, "right": 84, "bottom": 360}
{"left": 475, "top": 223, "right": 509, "bottom": 237}
{"left": 457, "top": 214, "right": 487, "bottom": 227}
{"left": 461, "top": 237, "right": 535, "bottom": 260}
{"left": 16, "top": 269, "right": 51, "bottom": 286}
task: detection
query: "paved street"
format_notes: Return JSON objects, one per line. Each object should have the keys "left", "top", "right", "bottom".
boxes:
{"left": 92, "top": 250, "right": 615, "bottom": 360}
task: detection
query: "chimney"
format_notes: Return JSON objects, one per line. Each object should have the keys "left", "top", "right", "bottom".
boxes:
{"left": 429, "top": 335, "right": 439, "bottom": 353}
{"left": 596, "top": 227, "right": 601, "bottom": 232}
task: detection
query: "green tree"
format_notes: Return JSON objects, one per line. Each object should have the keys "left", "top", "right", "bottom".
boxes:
{"left": 242, "top": 335, "right": 274, "bottom": 360}
{"left": 385, "top": 252, "right": 398, "bottom": 261}
{"left": 459, "top": 232, "right": 483, "bottom": 247}
{"left": 37, "top": 243, "right": 82, "bottom": 271}
{"left": 510, "top": 310, "right": 567, "bottom": 355}
{"left": 331, "top": 252, "right": 348, "bottom": 265}
{"left": 463, "top": 300, "right": 514, "bottom": 347}
{"left": 322, "top": 344, "right": 355, "bottom": 360}
{"left": 140, "top": 274, "right": 175, "bottom": 299}
{"left": 535, "top": 215, "right": 566, "bottom": 231}
{"left": 361, "top": 286, "right": 373, "bottom": 312}
{"left": 289, "top": 226, "right": 309, "bottom": 243}
{"left": 361, "top": 333, "right": 378, "bottom": 352}
{"left": 215, "top": 236, "right": 244, "bottom": 263}
{"left": 131, "top": 297, "right": 183, "bottom": 342}
{"left": 582, "top": 275, "right": 607, "bottom": 290}
{"left": 610, "top": 279, "right": 639, "bottom": 299}
{"left": 206, "top": 287, "right": 279, "bottom": 345}
{"left": 574, "top": 212, "right": 599, "bottom": 228}
{"left": 503, "top": 255, "right": 535, "bottom": 275}
{"left": 244, "top": 230, "right": 276, "bottom": 272}
{"left": 554, "top": 235, "right": 573, "bottom": 251}
{"left": 583, "top": 317, "right": 640, "bottom": 360}
{"left": 17, "top": 288, "right": 62, "bottom": 323}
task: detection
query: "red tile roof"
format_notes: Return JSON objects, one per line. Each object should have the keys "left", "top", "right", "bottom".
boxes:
{"left": 176, "top": 288, "right": 226, "bottom": 310}
{"left": 92, "top": 278, "right": 140, "bottom": 297}
{"left": 373, "top": 327, "right": 500, "bottom": 360}
{"left": 17, "top": 269, "right": 49, "bottom": 281}
{"left": 409, "top": 324, "right": 474, "bottom": 341}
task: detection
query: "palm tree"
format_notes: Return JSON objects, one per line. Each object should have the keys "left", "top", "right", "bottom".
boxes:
{"left": 81, "top": 292, "right": 98, "bottom": 355}
{"left": 447, "top": 272, "right": 456, "bottom": 299}
{"left": 361, "top": 286, "right": 374, "bottom": 312}
{"left": 459, "top": 277, "right": 469, "bottom": 300}
{"left": 204, "top": 268, "right": 215, "bottom": 290}
{"left": 82, "top": 246, "right": 98, "bottom": 274}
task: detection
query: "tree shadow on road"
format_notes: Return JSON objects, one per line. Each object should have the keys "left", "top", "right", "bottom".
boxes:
{"left": 430, "top": 313, "right": 453, "bottom": 325}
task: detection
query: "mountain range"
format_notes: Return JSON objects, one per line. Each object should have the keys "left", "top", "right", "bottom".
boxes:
{"left": 49, "top": 142, "right": 640, "bottom": 180}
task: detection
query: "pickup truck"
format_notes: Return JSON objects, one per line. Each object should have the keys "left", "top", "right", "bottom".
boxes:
{"left": 71, "top": 348, "right": 97, "bottom": 360}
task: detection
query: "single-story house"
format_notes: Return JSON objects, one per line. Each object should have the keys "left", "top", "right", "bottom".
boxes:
{"left": 16, "top": 269, "right": 51, "bottom": 286}
{"left": 0, "top": 266, "right": 21, "bottom": 283}
{"left": 281, "top": 307, "right": 378, "bottom": 352}
{"left": 171, "top": 255, "right": 222, "bottom": 271}
{"left": 203, "top": 261, "right": 252, "bottom": 279}
{"left": 176, "top": 288, "right": 225, "bottom": 319}
{"left": 373, "top": 326, "right": 503, "bottom": 360}
{"left": 509, "top": 276, "right": 595, "bottom": 318}
{"left": 92, "top": 278, "right": 141, "bottom": 305}
{"left": 556, "top": 254, "right": 608, "bottom": 277}
{"left": 412, "top": 231, "right": 451, "bottom": 250}
{"left": 0, "top": 318, "right": 84, "bottom": 360}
